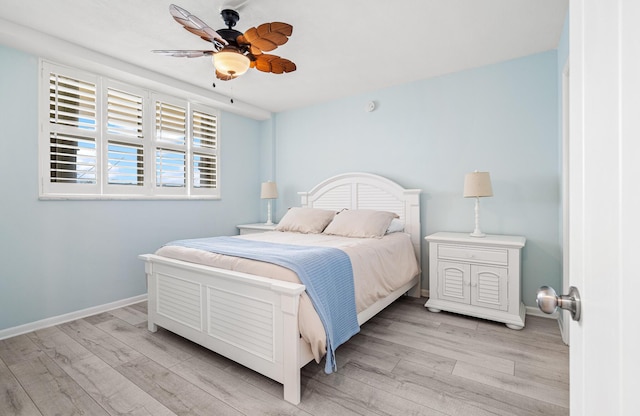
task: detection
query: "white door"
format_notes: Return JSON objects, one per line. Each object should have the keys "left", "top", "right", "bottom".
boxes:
{"left": 569, "top": 0, "right": 640, "bottom": 414}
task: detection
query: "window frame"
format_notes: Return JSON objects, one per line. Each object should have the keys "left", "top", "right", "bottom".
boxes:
{"left": 39, "top": 60, "right": 221, "bottom": 200}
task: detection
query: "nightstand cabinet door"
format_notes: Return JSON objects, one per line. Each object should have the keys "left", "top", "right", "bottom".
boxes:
{"left": 425, "top": 232, "right": 526, "bottom": 330}
{"left": 437, "top": 261, "right": 470, "bottom": 304}
{"left": 471, "top": 265, "right": 508, "bottom": 311}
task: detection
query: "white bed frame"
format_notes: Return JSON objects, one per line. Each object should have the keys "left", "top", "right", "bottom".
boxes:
{"left": 139, "top": 172, "right": 421, "bottom": 404}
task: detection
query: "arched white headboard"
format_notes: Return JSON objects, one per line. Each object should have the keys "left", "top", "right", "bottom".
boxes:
{"left": 298, "top": 172, "right": 421, "bottom": 265}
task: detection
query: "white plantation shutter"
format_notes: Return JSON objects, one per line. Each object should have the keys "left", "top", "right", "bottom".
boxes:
{"left": 156, "top": 101, "right": 186, "bottom": 145}
{"left": 107, "top": 88, "right": 143, "bottom": 139}
{"left": 43, "top": 66, "right": 101, "bottom": 195}
{"left": 193, "top": 153, "right": 217, "bottom": 189}
{"left": 48, "top": 73, "right": 97, "bottom": 130}
{"left": 105, "top": 86, "right": 145, "bottom": 192}
{"left": 156, "top": 148, "right": 186, "bottom": 187}
{"left": 40, "top": 61, "right": 220, "bottom": 199}
{"left": 192, "top": 110, "right": 217, "bottom": 150}
{"left": 153, "top": 99, "right": 187, "bottom": 194}
{"left": 107, "top": 142, "right": 144, "bottom": 186}
{"left": 191, "top": 108, "right": 218, "bottom": 193}
{"left": 48, "top": 132, "right": 97, "bottom": 184}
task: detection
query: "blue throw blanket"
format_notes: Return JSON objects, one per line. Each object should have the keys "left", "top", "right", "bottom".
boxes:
{"left": 165, "top": 236, "right": 360, "bottom": 373}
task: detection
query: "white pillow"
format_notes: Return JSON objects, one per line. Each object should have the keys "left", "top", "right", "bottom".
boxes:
{"left": 275, "top": 207, "right": 336, "bottom": 234}
{"left": 323, "top": 209, "right": 399, "bottom": 238}
{"left": 386, "top": 218, "right": 405, "bottom": 234}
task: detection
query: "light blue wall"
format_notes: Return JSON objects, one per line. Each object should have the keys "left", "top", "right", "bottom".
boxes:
{"left": 0, "top": 45, "right": 263, "bottom": 331}
{"left": 269, "top": 51, "right": 560, "bottom": 308}
{"left": 0, "top": 41, "right": 563, "bottom": 330}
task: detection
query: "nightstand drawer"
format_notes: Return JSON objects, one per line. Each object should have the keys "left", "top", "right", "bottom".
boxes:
{"left": 237, "top": 223, "right": 278, "bottom": 235}
{"left": 438, "top": 244, "right": 508, "bottom": 265}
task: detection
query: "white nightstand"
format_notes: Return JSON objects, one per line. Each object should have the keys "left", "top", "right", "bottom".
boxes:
{"left": 237, "top": 223, "right": 278, "bottom": 235}
{"left": 425, "top": 232, "right": 526, "bottom": 330}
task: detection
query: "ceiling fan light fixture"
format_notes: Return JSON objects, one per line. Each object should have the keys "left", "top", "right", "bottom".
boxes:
{"left": 213, "top": 47, "right": 250, "bottom": 78}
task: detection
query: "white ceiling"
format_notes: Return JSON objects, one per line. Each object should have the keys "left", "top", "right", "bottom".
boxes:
{"left": 0, "top": 0, "right": 568, "bottom": 114}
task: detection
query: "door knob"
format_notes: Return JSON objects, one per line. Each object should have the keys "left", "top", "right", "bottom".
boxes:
{"left": 536, "top": 285, "right": 581, "bottom": 321}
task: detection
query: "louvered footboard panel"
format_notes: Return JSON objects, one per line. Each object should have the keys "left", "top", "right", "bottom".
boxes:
{"left": 208, "top": 288, "right": 275, "bottom": 361}
{"left": 157, "top": 274, "right": 202, "bottom": 331}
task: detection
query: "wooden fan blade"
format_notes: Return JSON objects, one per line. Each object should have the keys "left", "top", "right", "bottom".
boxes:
{"left": 270, "top": 22, "right": 293, "bottom": 37}
{"left": 250, "top": 45, "right": 263, "bottom": 56}
{"left": 235, "top": 34, "right": 263, "bottom": 56}
{"left": 256, "top": 23, "right": 288, "bottom": 46}
{"left": 244, "top": 27, "right": 259, "bottom": 44}
{"left": 244, "top": 22, "right": 293, "bottom": 53}
{"left": 253, "top": 54, "right": 297, "bottom": 74}
{"left": 152, "top": 50, "right": 214, "bottom": 58}
{"left": 236, "top": 34, "right": 249, "bottom": 46}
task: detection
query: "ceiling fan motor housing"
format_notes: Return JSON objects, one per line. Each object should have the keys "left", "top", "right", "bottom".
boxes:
{"left": 220, "top": 9, "right": 240, "bottom": 28}
{"left": 217, "top": 28, "right": 244, "bottom": 47}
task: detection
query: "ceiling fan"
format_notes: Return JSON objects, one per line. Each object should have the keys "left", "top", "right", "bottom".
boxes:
{"left": 153, "top": 4, "right": 296, "bottom": 81}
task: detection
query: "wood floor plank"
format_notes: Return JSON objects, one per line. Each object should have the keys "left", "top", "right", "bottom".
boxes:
{"left": 336, "top": 360, "right": 503, "bottom": 416}
{"left": 452, "top": 361, "right": 569, "bottom": 408}
{"left": 27, "top": 326, "right": 176, "bottom": 416}
{"left": 361, "top": 319, "right": 516, "bottom": 374}
{"left": 116, "top": 356, "right": 246, "bottom": 416}
{"left": 515, "top": 361, "right": 569, "bottom": 389}
{"left": 301, "top": 369, "right": 449, "bottom": 416}
{"left": 381, "top": 300, "right": 484, "bottom": 331}
{"left": 9, "top": 352, "right": 109, "bottom": 416}
{"left": 107, "top": 305, "right": 148, "bottom": 326}
{"left": 0, "top": 357, "right": 42, "bottom": 416}
{"left": 58, "top": 318, "right": 144, "bottom": 367}
{"left": 384, "top": 315, "right": 569, "bottom": 375}
{"left": 0, "top": 334, "right": 43, "bottom": 367}
{"left": 393, "top": 359, "right": 568, "bottom": 416}
{"left": 346, "top": 333, "right": 457, "bottom": 374}
{"left": 411, "top": 320, "right": 569, "bottom": 373}
{"left": 168, "top": 354, "right": 310, "bottom": 416}
{"left": 95, "top": 318, "right": 192, "bottom": 369}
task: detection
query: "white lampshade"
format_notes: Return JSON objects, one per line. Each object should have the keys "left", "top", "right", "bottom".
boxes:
{"left": 261, "top": 181, "right": 278, "bottom": 199}
{"left": 213, "top": 47, "right": 250, "bottom": 78}
{"left": 463, "top": 171, "right": 493, "bottom": 198}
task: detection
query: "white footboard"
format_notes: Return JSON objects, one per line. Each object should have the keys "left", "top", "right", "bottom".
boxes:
{"left": 140, "top": 254, "right": 308, "bottom": 404}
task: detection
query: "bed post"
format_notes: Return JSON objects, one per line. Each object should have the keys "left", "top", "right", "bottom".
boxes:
{"left": 280, "top": 288, "right": 302, "bottom": 404}
{"left": 404, "top": 188, "right": 422, "bottom": 298}
{"left": 140, "top": 255, "right": 158, "bottom": 332}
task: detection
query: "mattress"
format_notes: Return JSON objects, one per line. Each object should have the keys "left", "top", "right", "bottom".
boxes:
{"left": 155, "top": 231, "right": 420, "bottom": 361}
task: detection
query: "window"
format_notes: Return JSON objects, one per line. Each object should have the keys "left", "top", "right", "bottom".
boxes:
{"left": 40, "top": 61, "right": 220, "bottom": 199}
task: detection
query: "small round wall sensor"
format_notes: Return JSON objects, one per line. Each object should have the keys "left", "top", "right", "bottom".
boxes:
{"left": 365, "top": 101, "right": 376, "bottom": 112}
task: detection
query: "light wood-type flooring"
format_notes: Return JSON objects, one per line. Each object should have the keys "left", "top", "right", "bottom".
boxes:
{"left": 0, "top": 297, "right": 569, "bottom": 415}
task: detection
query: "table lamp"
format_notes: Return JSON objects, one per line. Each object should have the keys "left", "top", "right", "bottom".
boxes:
{"left": 261, "top": 181, "right": 278, "bottom": 225}
{"left": 463, "top": 171, "right": 493, "bottom": 237}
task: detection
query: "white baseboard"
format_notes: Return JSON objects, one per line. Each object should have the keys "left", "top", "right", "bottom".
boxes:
{"left": 525, "top": 305, "right": 559, "bottom": 319}
{"left": 0, "top": 294, "right": 147, "bottom": 341}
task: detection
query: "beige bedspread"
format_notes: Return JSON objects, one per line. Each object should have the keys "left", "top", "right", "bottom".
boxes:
{"left": 155, "top": 231, "right": 420, "bottom": 362}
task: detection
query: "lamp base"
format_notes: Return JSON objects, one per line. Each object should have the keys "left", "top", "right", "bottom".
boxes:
{"left": 265, "top": 199, "right": 274, "bottom": 226}
{"left": 470, "top": 197, "right": 486, "bottom": 237}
